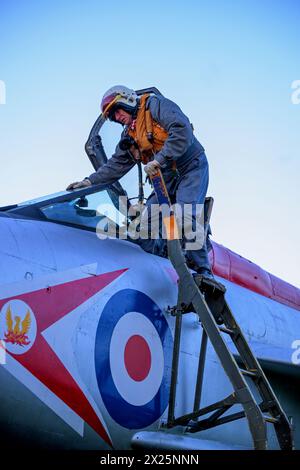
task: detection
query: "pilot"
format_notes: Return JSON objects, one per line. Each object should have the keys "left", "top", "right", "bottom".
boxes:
{"left": 67, "top": 85, "right": 214, "bottom": 281}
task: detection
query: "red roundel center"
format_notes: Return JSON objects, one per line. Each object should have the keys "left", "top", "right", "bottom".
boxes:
{"left": 124, "top": 335, "right": 151, "bottom": 382}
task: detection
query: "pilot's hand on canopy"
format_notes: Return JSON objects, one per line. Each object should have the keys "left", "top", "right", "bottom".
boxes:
{"left": 66, "top": 178, "right": 92, "bottom": 191}
{"left": 144, "top": 159, "right": 161, "bottom": 177}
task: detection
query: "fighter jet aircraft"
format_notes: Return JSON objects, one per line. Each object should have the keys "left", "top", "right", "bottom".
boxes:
{"left": 0, "top": 87, "right": 299, "bottom": 451}
{"left": 0, "top": 180, "right": 299, "bottom": 450}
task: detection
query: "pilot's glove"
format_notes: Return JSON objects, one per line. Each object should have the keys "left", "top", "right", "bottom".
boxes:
{"left": 144, "top": 159, "right": 161, "bottom": 177}
{"left": 66, "top": 178, "right": 92, "bottom": 191}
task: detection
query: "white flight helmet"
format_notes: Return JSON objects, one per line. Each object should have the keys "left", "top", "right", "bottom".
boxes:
{"left": 101, "top": 85, "right": 138, "bottom": 121}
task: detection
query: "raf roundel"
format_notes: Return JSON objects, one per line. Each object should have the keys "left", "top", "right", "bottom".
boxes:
{"left": 95, "top": 289, "right": 172, "bottom": 428}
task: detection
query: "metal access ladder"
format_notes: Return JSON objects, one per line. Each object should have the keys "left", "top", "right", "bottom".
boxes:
{"left": 151, "top": 169, "right": 293, "bottom": 451}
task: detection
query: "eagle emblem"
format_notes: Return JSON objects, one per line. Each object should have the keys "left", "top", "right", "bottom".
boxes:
{"left": 4, "top": 304, "right": 31, "bottom": 346}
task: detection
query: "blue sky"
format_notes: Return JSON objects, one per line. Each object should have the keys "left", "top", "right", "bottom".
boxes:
{"left": 0, "top": 0, "right": 299, "bottom": 287}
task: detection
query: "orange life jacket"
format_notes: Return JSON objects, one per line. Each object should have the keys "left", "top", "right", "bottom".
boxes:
{"left": 127, "top": 94, "right": 169, "bottom": 165}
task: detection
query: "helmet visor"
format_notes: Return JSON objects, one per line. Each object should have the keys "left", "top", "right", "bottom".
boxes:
{"left": 101, "top": 93, "right": 121, "bottom": 119}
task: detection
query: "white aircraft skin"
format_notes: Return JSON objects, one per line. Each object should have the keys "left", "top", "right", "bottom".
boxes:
{"left": 0, "top": 189, "right": 299, "bottom": 451}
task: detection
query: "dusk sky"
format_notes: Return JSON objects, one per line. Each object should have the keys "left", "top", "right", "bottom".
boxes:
{"left": 0, "top": 0, "right": 299, "bottom": 286}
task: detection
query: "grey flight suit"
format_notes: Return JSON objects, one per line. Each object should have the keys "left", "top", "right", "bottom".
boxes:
{"left": 88, "top": 94, "right": 211, "bottom": 274}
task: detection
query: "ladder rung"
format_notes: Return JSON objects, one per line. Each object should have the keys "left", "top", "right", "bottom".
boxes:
{"left": 219, "top": 326, "right": 234, "bottom": 335}
{"left": 263, "top": 415, "right": 280, "bottom": 424}
{"left": 240, "top": 368, "right": 258, "bottom": 378}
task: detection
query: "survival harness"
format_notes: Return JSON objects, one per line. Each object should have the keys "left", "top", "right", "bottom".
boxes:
{"left": 127, "top": 94, "right": 174, "bottom": 168}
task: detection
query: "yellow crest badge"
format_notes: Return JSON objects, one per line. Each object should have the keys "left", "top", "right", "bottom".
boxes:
{"left": 0, "top": 300, "right": 37, "bottom": 355}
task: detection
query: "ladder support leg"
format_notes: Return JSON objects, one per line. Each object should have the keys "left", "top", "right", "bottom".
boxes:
{"left": 193, "top": 329, "right": 208, "bottom": 413}
{"left": 168, "top": 312, "right": 182, "bottom": 424}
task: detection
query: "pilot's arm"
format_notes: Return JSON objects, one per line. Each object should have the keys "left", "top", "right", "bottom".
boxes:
{"left": 67, "top": 144, "right": 136, "bottom": 190}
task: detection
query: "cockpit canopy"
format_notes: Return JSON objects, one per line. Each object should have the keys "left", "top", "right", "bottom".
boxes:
{"left": 0, "top": 184, "right": 129, "bottom": 235}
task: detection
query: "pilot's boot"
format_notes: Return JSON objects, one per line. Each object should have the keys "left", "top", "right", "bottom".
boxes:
{"left": 192, "top": 272, "right": 226, "bottom": 295}
{"left": 192, "top": 272, "right": 226, "bottom": 325}
{"left": 196, "top": 267, "right": 215, "bottom": 281}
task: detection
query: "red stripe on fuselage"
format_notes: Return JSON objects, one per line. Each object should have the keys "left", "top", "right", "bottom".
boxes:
{"left": 210, "top": 241, "right": 300, "bottom": 311}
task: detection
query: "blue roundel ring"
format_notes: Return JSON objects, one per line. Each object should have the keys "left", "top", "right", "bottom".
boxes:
{"left": 95, "top": 289, "right": 172, "bottom": 429}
